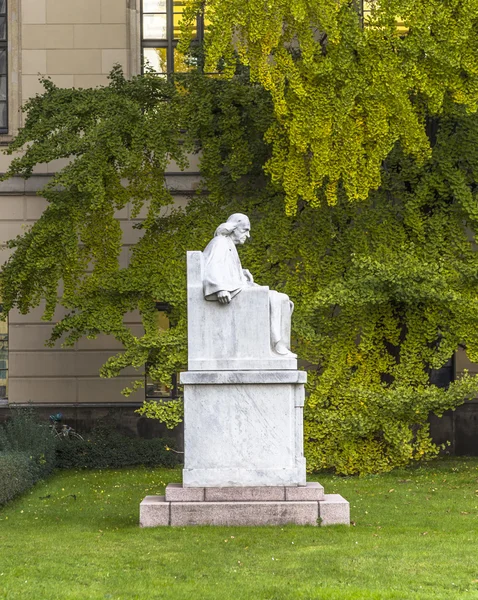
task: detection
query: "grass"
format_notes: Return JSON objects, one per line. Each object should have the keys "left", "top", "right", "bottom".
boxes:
{"left": 0, "top": 458, "right": 478, "bottom": 600}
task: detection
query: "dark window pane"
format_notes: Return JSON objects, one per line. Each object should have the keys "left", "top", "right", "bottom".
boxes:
{"left": 0, "top": 76, "right": 6, "bottom": 102}
{"left": 0, "top": 103, "right": 5, "bottom": 129}
{"left": 143, "top": 0, "right": 166, "bottom": 12}
{"left": 0, "top": 50, "right": 6, "bottom": 74}
{"left": 143, "top": 47, "right": 167, "bottom": 73}
{"left": 0, "top": 0, "right": 5, "bottom": 14}
{"left": 143, "top": 14, "right": 167, "bottom": 39}
{"left": 0, "top": 17, "right": 5, "bottom": 41}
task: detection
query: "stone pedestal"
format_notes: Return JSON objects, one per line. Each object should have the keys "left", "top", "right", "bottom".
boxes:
{"left": 181, "top": 370, "right": 306, "bottom": 487}
{"left": 140, "top": 483, "right": 350, "bottom": 527}
{"left": 139, "top": 247, "right": 350, "bottom": 527}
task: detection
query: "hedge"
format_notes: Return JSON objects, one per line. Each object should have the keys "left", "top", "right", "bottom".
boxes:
{"left": 0, "top": 412, "right": 182, "bottom": 507}
{"left": 0, "top": 409, "right": 56, "bottom": 506}
{"left": 55, "top": 430, "right": 182, "bottom": 470}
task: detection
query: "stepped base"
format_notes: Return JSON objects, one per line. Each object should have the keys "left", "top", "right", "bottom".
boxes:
{"left": 140, "top": 483, "right": 349, "bottom": 527}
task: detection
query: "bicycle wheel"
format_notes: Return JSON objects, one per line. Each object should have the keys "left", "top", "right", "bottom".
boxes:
{"left": 69, "top": 431, "right": 84, "bottom": 441}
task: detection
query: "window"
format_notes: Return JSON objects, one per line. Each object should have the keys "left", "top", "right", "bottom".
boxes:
{"left": 0, "top": 315, "right": 8, "bottom": 400}
{"left": 141, "top": 0, "right": 203, "bottom": 75}
{"left": 0, "top": 0, "right": 7, "bottom": 132}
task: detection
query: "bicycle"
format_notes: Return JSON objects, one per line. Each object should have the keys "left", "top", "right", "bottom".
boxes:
{"left": 49, "top": 413, "right": 84, "bottom": 441}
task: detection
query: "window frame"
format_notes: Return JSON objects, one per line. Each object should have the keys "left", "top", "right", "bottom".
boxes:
{"left": 140, "top": 0, "right": 203, "bottom": 76}
{"left": 0, "top": 0, "right": 8, "bottom": 134}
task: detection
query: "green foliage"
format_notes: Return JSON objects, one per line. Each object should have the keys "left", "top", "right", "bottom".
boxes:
{"left": 0, "top": 408, "right": 56, "bottom": 505}
{"left": 54, "top": 425, "right": 181, "bottom": 470}
{"left": 2, "top": 61, "right": 478, "bottom": 474}
{"left": 180, "top": 0, "right": 478, "bottom": 212}
{"left": 0, "top": 452, "right": 36, "bottom": 506}
{"left": 136, "top": 399, "right": 184, "bottom": 430}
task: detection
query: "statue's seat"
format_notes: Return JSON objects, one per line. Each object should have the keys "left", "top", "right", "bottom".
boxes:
{"left": 187, "top": 251, "right": 297, "bottom": 371}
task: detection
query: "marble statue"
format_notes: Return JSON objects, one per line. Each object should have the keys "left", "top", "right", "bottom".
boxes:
{"left": 203, "top": 213, "right": 296, "bottom": 357}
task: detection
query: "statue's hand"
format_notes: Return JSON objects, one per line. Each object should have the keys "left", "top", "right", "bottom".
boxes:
{"left": 217, "top": 290, "right": 231, "bottom": 304}
{"left": 243, "top": 269, "right": 254, "bottom": 283}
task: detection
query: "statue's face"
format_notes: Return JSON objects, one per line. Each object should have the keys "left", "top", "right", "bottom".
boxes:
{"left": 230, "top": 220, "right": 251, "bottom": 245}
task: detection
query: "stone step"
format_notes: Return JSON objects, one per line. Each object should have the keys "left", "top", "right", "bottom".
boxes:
{"left": 139, "top": 492, "right": 350, "bottom": 527}
{"left": 165, "top": 482, "right": 325, "bottom": 503}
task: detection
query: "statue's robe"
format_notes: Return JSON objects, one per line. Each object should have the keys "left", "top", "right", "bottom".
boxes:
{"left": 203, "top": 235, "right": 246, "bottom": 301}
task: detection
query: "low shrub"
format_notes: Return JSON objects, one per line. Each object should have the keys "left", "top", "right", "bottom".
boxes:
{"left": 55, "top": 425, "right": 182, "bottom": 469}
{"left": 0, "top": 452, "right": 35, "bottom": 505}
{"left": 0, "top": 408, "right": 56, "bottom": 506}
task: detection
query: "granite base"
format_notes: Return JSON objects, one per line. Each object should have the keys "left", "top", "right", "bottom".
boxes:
{"left": 140, "top": 483, "right": 349, "bottom": 527}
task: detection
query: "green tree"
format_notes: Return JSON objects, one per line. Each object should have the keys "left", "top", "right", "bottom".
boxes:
{"left": 2, "top": 0, "right": 478, "bottom": 474}
{"left": 180, "top": 0, "right": 478, "bottom": 212}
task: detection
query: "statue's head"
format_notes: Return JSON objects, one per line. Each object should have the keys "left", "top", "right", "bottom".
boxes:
{"left": 215, "top": 213, "right": 251, "bottom": 245}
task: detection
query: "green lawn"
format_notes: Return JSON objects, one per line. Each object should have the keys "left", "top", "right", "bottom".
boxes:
{"left": 1, "top": 458, "right": 478, "bottom": 600}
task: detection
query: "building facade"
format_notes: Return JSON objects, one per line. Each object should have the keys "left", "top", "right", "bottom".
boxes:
{"left": 0, "top": 0, "right": 199, "bottom": 439}
{"left": 0, "top": 0, "right": 476, "bottom": 452}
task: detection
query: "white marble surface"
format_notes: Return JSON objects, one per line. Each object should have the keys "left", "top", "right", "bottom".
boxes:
{"left": 187, "top": 251, "right": 297, "bottom": 371}
{"left": 183, "top": 376, "right": 306, "bottom": 487}
{"left": 180, "top": 370, "right": 307, "bottom": 385}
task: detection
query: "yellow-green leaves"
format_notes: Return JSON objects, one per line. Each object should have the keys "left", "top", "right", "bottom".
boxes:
{"left": 186, "top": 0, "right": 478, "bottom": 211}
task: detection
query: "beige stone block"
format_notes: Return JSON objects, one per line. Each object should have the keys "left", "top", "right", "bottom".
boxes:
{"left": 119, "top": 245, "right": 131, "bottom": 268}
{"left": 22, "top": 74, "right": 46, "bottom": 100}
{"left": 120, "top": 221, "right": 144, "bottom": 245}
{"left": 76, "top": 326, "right": 144, "bottom": 350}
{"left": 22, "top": 50, "right": 47, "bottom": 75}
{"left": 101, "top": 0, "right": 127, "bottom": 24}
{"left": 48, "top": 75, "right": 75, "bottom": 88}
{"left": 9, "top": 303, "right": 69, "bottom": 325}
{"left": 46, "top": 158, "right": 72, "bottom": 173}
{"left": 8, "top": 377, "right": 77, "bottom": 404}
{"left": 22, "top": 74, "right": 74, "bottom": 102}
{"left": 9, "top": 324, "right": 72, "bottom": 351}
{"left": 0, "top": 221, "right": 27, "bottom": 244}
{"left": 0, "top": 247, "right": 13, "bottom": 266}
{"left": 22, "top": 24, "right": 74, "bottom": 50}
{"left": 0, "top": 151, "right": 16, "bottom": 172}
{"left": 26, "top": 197, "right": 48, "bottom": 220}
{"left": 46, "top": 0, "right": 101, "bottom": 24}
{"left": 455, "top": 348, "right": 478, "bottom": 374}
{"left": 73, "top": 74, "right": 109, "bottom": 88}
{"left": 0, "top": 196, "right": 24, "bottom": 220}
{"left": 74, "top": 25, "right": 127, "bottom": 49}
{"left": 10, "top": 351, "right": 78, "bottom": 377}
{"left": 31, "top": 163, "right": 49, "bottom": 175}
{"left": 77, "top": 376, "right": 145, "bottom": 403}
{"left": 101, "top": 49, "right": 128, "bottom": 74}
{"left": 167, "top": 154, "right": 201, "bottom": 173}
{"left": 114, "top": 206, "right": 128, "bottom": 220}
{"left": 22, "top": 0, "right": 47, "bottom": 24}
{"left": 74, "top": 351, "right": 142, "bottom": 377}
{"left": 123, "top": 309, "right": 142, "bottom": 324}
{"left": 47, "top": 50, "right": 102, "bottom": 75}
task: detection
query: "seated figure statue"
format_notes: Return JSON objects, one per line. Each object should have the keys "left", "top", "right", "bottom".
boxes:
{"left": 203, "top": 213, "right": 296, "bottom": 357}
